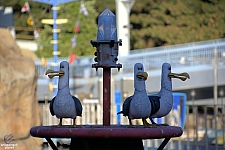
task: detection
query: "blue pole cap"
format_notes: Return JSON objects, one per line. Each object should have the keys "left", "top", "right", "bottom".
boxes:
{"left": 97, "top": 8, "right": 117, "bottom": 41}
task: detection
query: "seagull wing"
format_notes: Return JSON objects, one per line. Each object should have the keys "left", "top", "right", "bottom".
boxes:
{"left": 148, "top": 95, "right": 160, "bottom": 115}
{"left": 72, "top": 96, "right": 83, "bottom": 116}
{"left": 49, "top": 97, "right": 55, "bottom": 116}
{"left": 117, "top": 96, "right": 133, "bottom": 116}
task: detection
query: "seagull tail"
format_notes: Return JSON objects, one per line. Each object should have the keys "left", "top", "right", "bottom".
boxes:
{"left": 117, "top": 111, "right": 123, "bottom": 115}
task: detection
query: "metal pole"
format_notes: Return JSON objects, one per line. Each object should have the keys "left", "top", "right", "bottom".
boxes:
{"left": 157, "top": 138, "right": 171, "bottom": 150}
{"left": 213, "top": 48, "right": 218, "bottom": 108}
{"left": 213, "top": 48, "right": 218, "bottom": 150}
{"left": 33, "top": 0, "right": 76, "bottom": 95}
{"left": 53, "top": 3, "right": 58, "bottom": 95}
{"left": 103, "top": 68, "right": 111, "bottom": 126}
{"left": 191, "top": 90, "right": 196, "bottom": 148}
{"left": 186, "top": 105, "right": 190, "bottom": 150}
{"left": 223, "top": 97, "right": 225, "bottom": 149}
{"left": 219, "top": 89, "right": 224, "bottom": 149}
{"left": 204, "top": 106, "right": 208, "bottom": 150}
{"left": 45, "top": 138, "right": 58, "bottom": 150}
{"left": 116, "top": 0, "right": 135, "bottom": 56}
{"left": 195, "top": 106, "right": 199, "bottom": 150}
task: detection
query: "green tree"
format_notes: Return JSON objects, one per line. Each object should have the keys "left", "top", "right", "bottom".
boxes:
{"left": 1, "top": 0, "right": 225, "bottom": 57}
{"left": 35, "top": 0, "right": 98, "bottom": 58}
{"left": 1, "top": 0, "right": 98, "bottom": 58}
{"left": 130, "top": 0, "right": 225, "bottom": 49}
{"left": 95, "top": 0, "right": 225, "bottom": 50}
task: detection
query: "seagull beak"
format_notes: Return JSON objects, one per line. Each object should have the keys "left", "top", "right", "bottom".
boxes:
{"left": 45, "top": 69, "right": 65, "bottom": 79}
{"left": 168, "top": 72, "right": 190, "bottom": 81}
{"left": 137, "top": 72, "right": 148, "bottom": 80}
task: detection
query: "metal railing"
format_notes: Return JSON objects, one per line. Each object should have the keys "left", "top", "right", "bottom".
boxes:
{"left": 166, "top": 103, "right": 225, "bottom": 150}
{"left": 39, "top": 101, "right": 225, "bottom": 150}
{"left": 120, "top": 38, "right": 225, "bottom": 73}
{"left": 35, "top": 38, "right": 225, "bottom": 78}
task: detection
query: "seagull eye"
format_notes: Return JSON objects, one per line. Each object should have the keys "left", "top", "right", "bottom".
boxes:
{"left": 61, "top": 66, "right": 64, "bottom": 68}
{"left": 168, "top": 67, "right": 171, "bottom": 70}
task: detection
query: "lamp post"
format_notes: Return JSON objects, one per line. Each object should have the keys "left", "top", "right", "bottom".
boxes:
{"left": 190, "top": 90, "right": 198, "bottom": 149}
{"left": 219, "top": 88, "right": 224, "bottom": 149}
{"left": 91, "top": 8, "right": 122, "bottom": 125}
{"left": 33, "top": 0, "right": 77, "bottom": 95}
{"left": 213, "top": 48, "right": 218, "bottom": 150}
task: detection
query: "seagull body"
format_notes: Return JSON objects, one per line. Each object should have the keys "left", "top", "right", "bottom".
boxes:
{"left": 149, "top": 89, "right": 173, "bottom": 118}
{"left": 118, "top": 63, "right": 151, "bottom": 126}
{"left": 148, "top": 63, "right": 190, "bottom": 124}
{"left": 129, "top": 88, "right": 150, "bottom": 120}
{"left": 46, "top": 61, "right": 82, "bottom": 126}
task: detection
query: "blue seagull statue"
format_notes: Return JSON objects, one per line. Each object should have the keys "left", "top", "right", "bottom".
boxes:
{"left": 45, "top": 61, "right": 82, "bottom": 126}
{"left": 118, "top": 63, "right": 151, "bottom": 126}
{"left": 148, "top": 63, "right": 189, "bottom": 125}
{"left": 118, "top": 63, "right": 190, "bottom": 126}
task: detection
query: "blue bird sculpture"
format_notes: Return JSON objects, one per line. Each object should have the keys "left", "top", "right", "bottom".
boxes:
{"left": 118, "top": 63, "right": 151, "bottom": 126}
{"left": 148, "top": 63, "right": 189, "bottom": 125}
{"left": 118, "top": 63, "right": 189, "bottom": 126}
{"left": 45, "top": 61, "right": 82, "bottom": 126}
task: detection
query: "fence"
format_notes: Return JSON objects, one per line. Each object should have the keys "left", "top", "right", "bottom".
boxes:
{"left": 150, "top": 103, "right": 225, "bottom": 150}
{"left": 35, "top": 38, "right": 225, "bottom": 78}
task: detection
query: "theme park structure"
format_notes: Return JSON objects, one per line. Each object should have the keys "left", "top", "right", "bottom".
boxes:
{"left": 30, "top": 8, "right": 183, "bottom": 150}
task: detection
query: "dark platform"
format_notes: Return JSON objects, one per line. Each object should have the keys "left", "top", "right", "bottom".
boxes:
{"left": 30, "top": 125, "right": 183, "bottom": 150}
